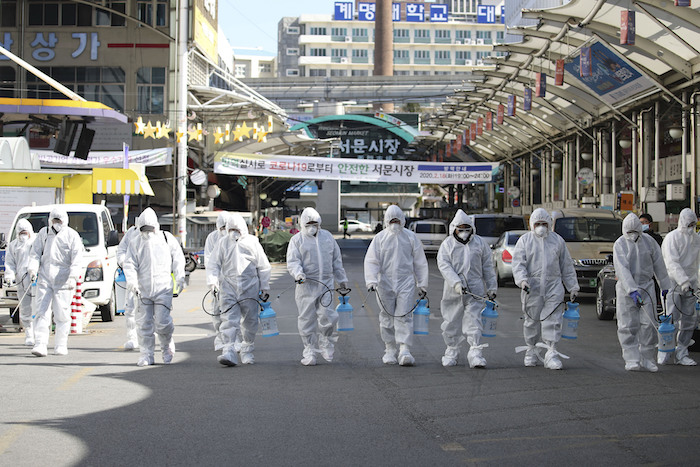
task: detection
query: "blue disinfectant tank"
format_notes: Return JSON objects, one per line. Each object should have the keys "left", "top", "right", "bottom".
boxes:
{"left": 259, "top": 300, "right": 279, "bottom": 337}
{"left": 561, "top": 302, "right": 580, "bottom": 340}
{"left": 481, "top": 300, "right": 498, "bottom": 338}
{"left": 413, "top": 298, "right": 430, "bottom": 335}
{"left": 336, "top": 294, "right": 354, "bottom": 331}
{"left": 658, "top": 314, "right": 675, "bottom": 353}
{"left": 115, "top": 268, "right": 126, "bottom": 315}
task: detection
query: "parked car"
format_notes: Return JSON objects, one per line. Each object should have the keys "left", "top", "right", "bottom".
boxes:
{"left": 551, "top": 208, "right": 622, "bottom": 293}
{"left": 409, "top": 219, "right": 448, "bottom": 254}
{"left": 339, "top": 219, "right": 373, "bottom": 233}
{"left": 491, "top": 229, "right": 528, "bottom": 285}
{"left": 470, "top": 214, "right": 527, "bottom": 247}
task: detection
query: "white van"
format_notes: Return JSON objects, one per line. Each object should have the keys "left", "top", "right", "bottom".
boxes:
{"left": 2, "top": 203, "right": 120, "bottom": 322}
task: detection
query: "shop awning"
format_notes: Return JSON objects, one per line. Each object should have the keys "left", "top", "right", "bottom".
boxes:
{"left": 92, "top": 164, "right": 154, "bottom": 196}
{"left": 0, "top": 97, "right": 128, "bottom": 125}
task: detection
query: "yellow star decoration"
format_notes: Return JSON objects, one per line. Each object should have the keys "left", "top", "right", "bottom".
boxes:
{"left": 157, "top": 122, "right": 171, "bottom": 139}
{"left": 134, "top": 116, "right": 145, "bottom": 135}
{"left": 142, "top": 120, "right": 157, "bottom": 139}
{"left": 176, "top": 129, "right": 185, "bottom": 143}
{"left": 187, "top": 124, "right": 202, "bottom": 141}
{"left": 256, "top": 128, "right": 269, "bottom": 143}
{"left": 231, "top": 121, "right": 252, "bottom": 142}
{"left": 213, "top": 127, "right": 225, "bottom": 144}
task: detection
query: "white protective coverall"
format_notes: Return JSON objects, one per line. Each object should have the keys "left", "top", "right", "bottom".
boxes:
{"left": 287, "top": 207, "right": 348, "bottom": 366}
{"left": 204, "top": 211, "right": 230, "bottom": 350}
{"left": 511, "top": 207, "right": 579, "bottom": 369}
{"left": 437, "top": 210, "right": 497, "bottom": 368}
{"left": 123, "top": 208, "right": 186, "bottom": 366}
{"left": 117, "top": 225, "right": 139, "bottom": 350}
{"left": 207, "top": 213, "right": 271, "bottom": 366}
{"left": 364, "top": 205, "right": 429, "bottom": 365}
{"left": 4, "top": 219, "right": 36, "bottom": 345}
{"left": 27, "top": 208, "right": 84, "bottom": 356}
{"left": 614, "top": 213, "right": 671, "bottom": 371}
{"left": 661, "top": 208, "right": 700, "bottom": 365}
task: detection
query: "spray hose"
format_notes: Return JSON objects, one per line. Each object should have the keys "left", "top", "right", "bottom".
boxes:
{"left": 667, "top": 284, "right": 700, "bottom": 317}
{"left": 11, "top": 273, "right": 35, "bottom": 319}
{"left": 201, "top": 288, "right": 264, "bottom": 316}
{"left": 362, "top": 287, "right": 428, "bottom": 318}
{"left": 294, "top": 277, "right": 348, "bottom": 308}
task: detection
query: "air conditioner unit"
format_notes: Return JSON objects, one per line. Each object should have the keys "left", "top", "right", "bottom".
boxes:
{"left": 344, "top": 36, "right": 351, "bottom": 42}
{"left": 455, "top": 39, "right": 462, "bottom": 45}
{"left": 476, "top": 60, "right": 484, "bottom": 66}
{"left": 340, "top": 57, "right": 348, "bottom": 64}
{"left": 464, "top": 60, "right": 473, "bottom": 66}
{"left": 464, "top": 38, "right": 472, "bottom": 45}
{"left": 476, "top": 38, "right": 485, "bottom": 45}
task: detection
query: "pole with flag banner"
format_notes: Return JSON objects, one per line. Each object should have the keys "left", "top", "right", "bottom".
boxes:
{"left": 486, "top": 111, "right": 493, "bottom": 131}
{"left": 555, "top": 59, "right": 565, "bottom": 85}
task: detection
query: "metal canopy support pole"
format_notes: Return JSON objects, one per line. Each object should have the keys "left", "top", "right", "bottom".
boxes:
{"left": 593, "top": 129, "right": 598, "bottom": 198}
{"left": 655, "top": 101, "right": 660, "bottom": 189}
{"left": 576, "top": 135, "right": 581, "bottom": 200}
{"left": 682, "top": 91, "right": 688, "bottom": 188}
{"left": 612, "top": 122, "right": 617, "bottom": 196}
{"left": 632, "top": 111, "right": 639, "bottom": 204}
{"left": 176, "top": 0, "right": 189, "bottom": 246}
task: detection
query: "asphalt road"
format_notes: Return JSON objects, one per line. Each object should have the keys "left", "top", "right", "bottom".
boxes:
{"left": 1, "top": 238, "right": 700, "bottom": 466}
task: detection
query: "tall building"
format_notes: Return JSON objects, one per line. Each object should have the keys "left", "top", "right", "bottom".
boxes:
{"left": 277, "top": 0, "right": 506, "bottom": 78}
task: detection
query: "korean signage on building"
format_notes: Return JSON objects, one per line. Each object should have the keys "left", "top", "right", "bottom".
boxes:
{"left": 215, "top": 153, "right": 499, "bottom": 184}
{"left": 334, "top": 2, "right": 458, "bottom": 22}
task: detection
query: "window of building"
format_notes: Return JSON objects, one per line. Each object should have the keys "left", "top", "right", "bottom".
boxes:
{"left": 95, "top": 1, "right": 126, "bottom": 26}
{"left": 393, "top": 70, "right": 410, "bottom": 76}
{"left": 393, "top": 50, "right": 409, "bottom": 59}
{"left": 496, "top": 31, "right": 504, "bottom": 43}
{"left": 414, "top": 50, "right": 430, "bottom": 60}
{"left": 259, "top": 63, "right": 272, "bottom": 74}
{"left": 0, "top": 67, "right": 16, "bottom": 97}
{"left": 435, "top": 50, "right": 451, "bottom": 60}
{"left": 309, "top": 69, "right": 327, "bottom": 77}
{"left": 286, "top": 48, "right": 299, "bottom": 55}
{"left": 456, "top": 51, "right": 471, "bottom": 60}
{"left": 351, "top": 69, "right": 369, "bottom": 76}
{"left": 286, "top": 69, "right": 300, "bottom": 77}
{"left": 234, "top": 64, "right": 247, "bottom": 78}
{"left": 287, "top": 26, "right": 300, "bottom": 34}
{"left": 434, "top": 71, "right": 452, "bottom": 75}
{"left": 456, "top": 30, "right": 471, "bottom": 40}
{"left": 414, "top": 70, "right": 431, "bottom": 76}
{"left": 1, "top": 1, "right": 17, "bottom": 27}
{"left": 414, "top": 29, "right": 430, "bottom": 39}
{"left": 309, "top": 48, "right": 327, "bottom": 57}
{"left": 309, "top": 27, "right": 327, "bottom": 35}
{"left": 331, "top": 27, "right": 347, "bottom": 36}
{"left": 59, "top": 2, "right": 93, "bottom": 26}
{"left": 331, "top": 49, "right": 348, "bottom": 57}
{"left": 393, "top": 29, "right": 409, "bottom": 39}
{"left": 476, "top": 51, "right": 489, "bottom": 59}
{"left": 435, "top": 30, "right": 451, "bottom": 39}
{"left": 476, "top": 30, "right": 492, "bottom": 40}
{"left": 330, "top": 69, "right": 347, "bottom": 77}
{"left": 352, "top": 28, "right": 369, "bottom": 37}
{"left": 137, "top": 0, "right": 168, "bottom": 27}
{"left": 352, "top": 49, "right": 368, "bottom": 59}
{"left": 137, "top": 67, "right": 165, "bottom": 114}
{"left": 27, "top": 66, "right": 125, "bottom": 111}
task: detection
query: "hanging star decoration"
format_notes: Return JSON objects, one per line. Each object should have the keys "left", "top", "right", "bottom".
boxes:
{"left": 156, "top": 121, "right": 171, "bottom": 139}
{"left": 134, "top": 116, "right": 145, "bottom": 135}
{"left": 176, "top": 129, "right": 185, "bottom": 143}
{"left": 142, "top": 120, "right": 157, "bottom": 139}
{"left": 187, "top": 123, "right": 203, "bottom": 141}
{"left": 213, "top": 127, "right": 225, "bottom": 144}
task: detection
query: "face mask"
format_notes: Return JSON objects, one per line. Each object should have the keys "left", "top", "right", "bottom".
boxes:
{"left": 141, "top": 231, "right": 155, "bottom": 240}
{"left": 627, "top": 232, "right": 640, "bottom": 242}
{"left": 534, "top": 225, "right": 548, "bottom": 237}
{"left": 456, "top": 228, "right": 472, "bottom": 242}
{"left": 389, "top": 223, "right": 402, "bottom": 233}
{"left": 52, "top": 223, "right": 63, "bottom": 233}
{"left": 229, "top": 230, "right": 241, "bottom": 241}
{"left": 641, "top": 224, "right": 650, "bottom": 232}
{"left": 18, "top": 233, "right": 29, "bottom": 242}
{"left": 306, "top": 225, "right": 318, "bottom": 236}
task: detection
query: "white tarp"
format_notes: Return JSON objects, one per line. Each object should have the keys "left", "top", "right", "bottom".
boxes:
{"left": 33, "top": 148, "right": 172, "bottom": 168}
{"left": 215, "top": 152, "right": 499, "bottom": 184}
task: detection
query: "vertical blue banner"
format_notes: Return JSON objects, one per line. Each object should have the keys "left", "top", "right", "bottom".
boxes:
{"left": 580, "top": 46, "right": 592, "bottom": 77}
{"left": 523, "top": 88, "right": 532, "bottom": 111}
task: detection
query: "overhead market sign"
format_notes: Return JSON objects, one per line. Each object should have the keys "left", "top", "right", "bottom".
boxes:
{"left": 215, "top": 153, "right": 499, "bottom": 184}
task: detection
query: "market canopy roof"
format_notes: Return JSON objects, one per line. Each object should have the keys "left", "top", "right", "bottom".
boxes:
{"left": 418, "top": 0, "right": 700, "bottom": 162}
{"left": 0, "top": 97, "right": 128, "bottom": 126}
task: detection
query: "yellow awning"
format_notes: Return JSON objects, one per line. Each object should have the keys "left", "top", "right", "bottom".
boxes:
{"left": 92, "top": 164, "right": 154, "bottom": 196}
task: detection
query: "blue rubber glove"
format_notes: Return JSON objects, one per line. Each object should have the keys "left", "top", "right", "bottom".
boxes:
{"left": 629, "top": 290, "right": 643, "bottom": 307}
{"left": 661, "top": 289, "right": 669, "bottom": 298}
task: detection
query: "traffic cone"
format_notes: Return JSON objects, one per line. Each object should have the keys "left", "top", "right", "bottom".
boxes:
{"left": 70, "top": 280, "right": 83, "bottom": 334}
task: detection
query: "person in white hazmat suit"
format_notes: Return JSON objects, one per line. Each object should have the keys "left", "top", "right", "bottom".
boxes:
{"left": 26, "top": 207, "right": 84, "bottom": 357}
{"left": 364, "top": 205, "right": 429, "bottom": 366}
{"left": 660, "top": 208, "right": 700, "bottom": 366}
{"left": 204, "top": 211, "right": 230, "bottom": 351}
{"left": 117, "top": 225, "right": 140, "bottom": 350}
{"left": 613, "top": 213, "right": 671, "bottom": 372}
{"left": 4, "top": 219, "right": 37, "bottom": 346}
{"left": 287, "top": 207, "right": 348, "bottom": 366}
{"left": 437, "top": 210, "right": 497, "bottom": 368}
{"left": 511, "top": 208, "right": 579, "bottom": 370}
{"left": 123, "top": 208, "right": 186, "bottom": 366}
{"left": 207, "top": 213, "right": 271, "bottom": 366}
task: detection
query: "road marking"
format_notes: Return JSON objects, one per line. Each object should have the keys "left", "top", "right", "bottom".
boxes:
{"left": 441, "top": 442, "right": 466, "bottom": 452}
{"left": 57, "top": 367, "right": 93, "bottom": 392}
{"left": 0, "top": 425, "right": 28, "bottom": 455}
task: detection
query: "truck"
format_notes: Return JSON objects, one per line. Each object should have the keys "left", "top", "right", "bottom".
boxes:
{"left": 1, "top": 202, "right": 120, "bottom": 323}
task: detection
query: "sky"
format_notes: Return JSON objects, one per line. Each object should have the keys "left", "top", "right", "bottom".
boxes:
{"left": 218, "top": 0, "right": 334, "bottom": 53}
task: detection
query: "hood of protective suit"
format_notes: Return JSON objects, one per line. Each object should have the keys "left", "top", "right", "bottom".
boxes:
{"left": 383, "top": 205, "right": 406, "bottom": 228}
{"left": 226, "top": 213, "right": 248, "bottom": 237}
{"left": 300, "top": 207, "right": 322, "bottom": 236}
{"left": 622, "top": 213, "right": 642, "bottom": 242}
{"left": 529, "top": 208, "right": 552, "bottom": 231}
{"left": 678, "top": 208, "right": 698, "bottom": 235}
{"left": 449, "top": 209, "right": 474, "bottom": 235}
{"left": 15, "top": 218, "right": 34, "bottom": 237}
{"left": 216, "top": 211, "right": 230, "bottom": 230}
{"left": 49, "top": 207, "right": 69, "bottom": 227}
{"left": 136, "top": 207, "right": 160, "bottom": 231}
